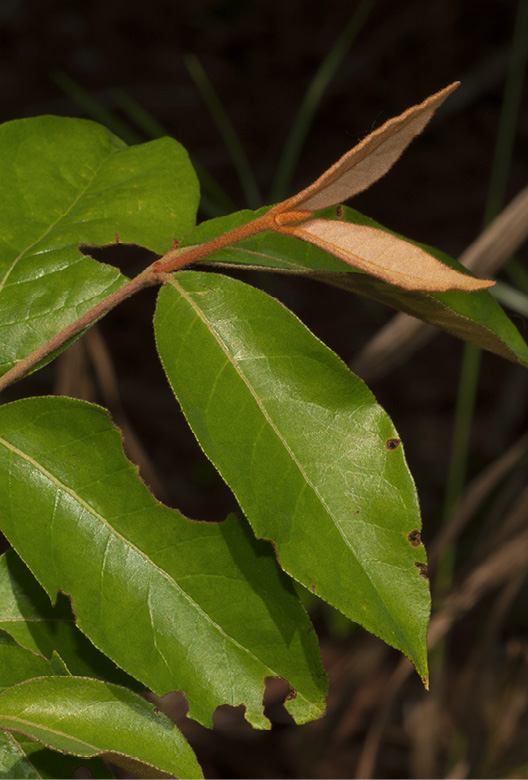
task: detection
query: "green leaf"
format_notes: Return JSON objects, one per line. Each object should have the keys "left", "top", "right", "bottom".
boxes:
{"left": 0, "top": 549, "right": 141, "bottom": 691}
{"left": 0, "top": 115, "right": 199, "bottom": 377}
{"left": 184, "top": 206, "right": 528, "bottom": 366}
{"left": 0, "top": 677, "right": 202, "bottom": 779}
{"left": 1, "top": 730, "right": 112, "bottom": 780}
{"left": 0, "top": 640, "right": 111, "bottom": 780}
{"left": 1, "top": 730, "right": 44, "bottom": 779}
{"left": 0, "top": 632, "right": 70, "bottom": 693}
{"left": 1, "top": 730, "right": 40, "bottom": 780}
{"left": 155, "top": 271, "right": 430, "bottom": 682}
{"left": 0, "top": 397, "right": 326, "bottom": 729}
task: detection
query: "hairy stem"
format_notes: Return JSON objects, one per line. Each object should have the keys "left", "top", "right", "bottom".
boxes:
{"left": 153, "top": 210, "right": 278, "bottom": 273}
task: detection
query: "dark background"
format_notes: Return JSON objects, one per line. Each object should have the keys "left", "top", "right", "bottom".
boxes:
{"left": 1, "top": 1, "right": 528, "bottom": 777}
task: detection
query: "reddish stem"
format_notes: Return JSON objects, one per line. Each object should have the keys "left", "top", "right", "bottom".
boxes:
{"left": 0, "top": 206, "right": 312, "bottom": 393}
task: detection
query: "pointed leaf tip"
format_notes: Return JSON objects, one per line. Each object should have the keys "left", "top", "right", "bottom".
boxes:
{"left": 283, "top": 220, "right": 495, "bottom": 292}
{"left": 279, "top": 82, "right": 460, "bottom": 213}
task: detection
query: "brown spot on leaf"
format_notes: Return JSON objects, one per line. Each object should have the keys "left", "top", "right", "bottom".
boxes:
{"left": 311, "top": 584, "right": 317, "bottom": 594}
{"left": 414, "top": 561, "right": 429, "bottom": 580}
{"left": 408, "top": 530, "right": 422, "bottom": 547}
{"left": 386, "top": 438, "right": 401, "bottom": 450}
{"left": 336, "top": 204, "right": 344, "bottom": 218}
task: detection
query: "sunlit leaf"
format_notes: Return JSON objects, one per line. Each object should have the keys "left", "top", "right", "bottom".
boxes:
{"left": 0, "top": 397, "right": 327, "bottom": 729}
{"left": 0, "top": 549, "right": 142, "bottom": 690}
{"left": 0, "top": 115, "right": 199, "bottom": 378}
{"left": 0, "top": 677, "right": 202, "bottom": 779}
{"left": 155, "top": 271, "right": 430, "bottom": 683}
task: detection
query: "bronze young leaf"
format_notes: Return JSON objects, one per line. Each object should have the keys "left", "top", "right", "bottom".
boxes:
{"left": 271, "top": 83, "right": 495, "bottom": 293}
{"left": 282, "top": 220, "right": 494, "bottom": 292}
{"left": 278, "top": 82, "right": 460, "bottom": 212}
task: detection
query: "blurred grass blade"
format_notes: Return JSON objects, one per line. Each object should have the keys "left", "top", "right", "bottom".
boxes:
{"left": 484, "top": 0, "right": 528, "bottom": 224}
{"left": 270, "top": 0, "right": 374, "bottom": 202}
{"left": 507, "top": 256, "right": 528, "bottom": 294}
{"left": 112, "top": 87, "right": 237, "bottom": 216}
{"left": 438, "top": 0, "right": 528, "bottom": 597}
{"left": 53, "top": 71, "right": 142, "bottom": 144}
{"left": 111, "top": 87, "right": 170, "bottom": 138}
{"left": 446, "top": 0, "right": 528, "bottom": 507}
{"left": 193, "top": 168, "right": 239, "bottom": 216}
{"left": 491, "top": 281, "right": 528, "bottom": 317}
{"left": 184, "top": 53, "right": 262, "bottom": 208}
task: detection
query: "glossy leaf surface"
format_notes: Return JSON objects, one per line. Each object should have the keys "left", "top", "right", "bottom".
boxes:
{"left": 0, "top": 549, "right": 141, "bottom": 690}
{"left": 0, "top": 397, "right": 326, "bottom": 729}
{"left": 184, "top": 206, "right": 528, "bottom": 366}
{"left": 0, "top": 115, "right": 199, "bottom": 377}
{"left": 0, "top": 677, "right": 202, "bottom": 779}
{"left": 155, "top": 271, "right": 430, "bottom": 681}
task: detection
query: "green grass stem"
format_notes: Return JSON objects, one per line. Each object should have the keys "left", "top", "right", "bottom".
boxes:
{"left": 269, "top": 0, "right": 374, "bottom": 203}
{"left": 184, "top": 54, "right": 262, "bottom": 209}
{"left": 436, "top": 0, "right": 528, "bottom": 600}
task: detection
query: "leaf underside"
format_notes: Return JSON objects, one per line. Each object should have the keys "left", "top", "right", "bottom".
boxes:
{"left": 183, "top": 206, "right": 528, "bottom": 367}
{"left": 281, "top": 218, "right": 494, "bottom": 292}
{"left": 282, "top": 82, "right": 459, "bottom": 212}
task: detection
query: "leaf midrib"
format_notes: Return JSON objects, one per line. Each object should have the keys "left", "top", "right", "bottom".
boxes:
{"left": 0, "top": 434, "right": 315, "bottom": 705}
{"left": 0, "top": 146, "right": 118, "bottom": 295}
{"left": 0, "top": 716, "right": 99, "bottom": 754}
{"left": 167, "top": 276, "right": 410, "bottom": 649}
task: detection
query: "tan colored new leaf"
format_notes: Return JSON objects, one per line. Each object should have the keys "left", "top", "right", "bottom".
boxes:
{"left": 282, "top": 220, "right": 495, "bottom": 292}
{"left": 269, "top": 83, "right": 495, "bottom": 292}
{"left": 277, "top": 82, "right": 460, "bottom": 213}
